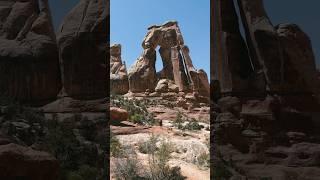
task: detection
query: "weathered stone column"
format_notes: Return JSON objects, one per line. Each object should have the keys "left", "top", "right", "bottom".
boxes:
{"left": 181, "top": 45, "right": 210, "bottom": 97}
{"left": 237, "top": 0, "right": 284, "bottom": 92}
{"left": 212, "top": 0, "right": 253, "bottom": 95}
{"left": 171, "top": 46, "right": 188, "bottom": 92}
{"left": 128, "top": 48, "right": 157, "bottom": 92}
{"left": 110, "top": 44, "right": 129, "bottom": 94}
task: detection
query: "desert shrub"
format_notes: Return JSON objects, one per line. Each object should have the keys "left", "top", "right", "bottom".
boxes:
{"left": 173, "top": 111, "right": 184, "bottom": 129}
{"left": 113, "top": 146, "right": 142, "bottom": 180}
{"left": 147, "top": 139, "right": 186, "bottom": 180}
{"left": 173, "top": 112, "right": 204, "bottom": 131}
{"left": 45, "top": 118, "right": 81, "bottom": 171}
{"left": 111, "top": 95, "right": 156, "bottom": 126}
{"left": 110, "top": 132, "right": 123, "bottom": 157}
{"left": 196, "top": 152, "right": 210, "bottom": 168}
{"left": 113, "top": 157, "right": 142, "bottom": 180}
{"left": 138, "top": 134, "right": 158, "bottom": 154}
{"left": 155, "top": 140, "right": 173, "bottom": 167}
{"left": 130, "top": 113, "right": 144, "bottom": 124}
{"left": 113, "top": 137, "right": 185, "bottom": 180}
{"left": 45, "top": 115, "right": 109, "bottom": 179}
{"left": 183, "top": 118, "right": 204, "bottom": 131}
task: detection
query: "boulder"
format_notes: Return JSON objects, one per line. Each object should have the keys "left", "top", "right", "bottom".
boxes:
{"left": 0, "top": 0, "right": 61, "bottom": 104}
{"left": 155, "top": 79, "right": 179, "bottom": 93}
{"left": 110, "top": 107, "right": 128, "bottom": 122}
{"left": 57, "top": 0, "right": 108, "bottom": 99}
{"left": 0, "top": 143, "right": 59, "bottom": 180}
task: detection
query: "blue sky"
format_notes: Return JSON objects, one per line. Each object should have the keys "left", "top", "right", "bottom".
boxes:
{"left": 49, "top": 0, "right": 79, "bottom": 29}
{"left": 49, "top": 0, "right": 319, "bottom": 71}
{"left": 264, "top": 1, "right": 320, "bottom": 69}
{"left": 110, "top": 0, "right": 210, "bottom": 75}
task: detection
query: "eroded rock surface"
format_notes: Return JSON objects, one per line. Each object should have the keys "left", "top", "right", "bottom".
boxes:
{"left": 0, "top": 0, "right": 61, "bottom": 104}
{"left": 212, "top": 1, "right": 320, "bottom": 179}
{"left": 128, "top": 21, "right": 210, "bottom": 98}
{"left": 110, "top": 44, "right": 129, "bottom": 94}
{"left": 57, "top": 0, "right": 108, "bottom": 99}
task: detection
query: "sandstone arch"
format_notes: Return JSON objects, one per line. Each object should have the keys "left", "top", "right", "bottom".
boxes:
{"left": 128, "top": 21, "right": 210, "bottom": 97}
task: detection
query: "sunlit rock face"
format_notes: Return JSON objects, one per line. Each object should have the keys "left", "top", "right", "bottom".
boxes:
{"left": 110, "top": 44, "right": 129, "bottom": 95}
{"left": 128, "top": 21, "right": 210, "bottom": 98}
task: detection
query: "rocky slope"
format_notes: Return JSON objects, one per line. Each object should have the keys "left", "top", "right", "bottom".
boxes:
{"left": 110, "top": 95, "right": 210, "bottom": 179}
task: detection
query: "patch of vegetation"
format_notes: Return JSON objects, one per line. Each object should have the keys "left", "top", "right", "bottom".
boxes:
{"left": 110, "top": 95, "right": 156, "bottom": 125}
{"left": 138, "top": 134, "right": 158, "bottom": 154}
{"left": 183, "top": 118, "right": 204, "bottom": 131}
{"left": 113, "top": 137, "right": 185, "bottom": 180}
{"left": 196, "top": 152, "right": 210, "bottom": 169}
{"left": 173, "top": 111, "right": 184, "bottom": 129}
{"left": 0, "top": 96, "right": 108, "bottom": 180}
{"left": 173, "top": 112, "right": 204, "bottom": 131}
{"left": 113, "top": 146, "right": 143, "bottom": 180}
{"left": 147, "top": 139, "right": 185, "bottom": 180}
{"left": 44, "top": 114, "right": 108, "bottom": 180}
{"left": 110, "top": 132, "right": 124, "bottom": 157}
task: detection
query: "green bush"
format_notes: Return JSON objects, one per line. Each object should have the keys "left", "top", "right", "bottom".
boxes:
{"left": 111, "top": 95, "right": 156, "bottom": 126}
{"left": 183, "top": 119, "right": 204, "bottom": 131}
{"left": 130, "top": 113, "right": 144, "bottom": 124}
{"left": 173, "top": 112, "right": 204, "bottom": 131}
{"left": 173, "top": 111, "right": 184, "bottom": 129}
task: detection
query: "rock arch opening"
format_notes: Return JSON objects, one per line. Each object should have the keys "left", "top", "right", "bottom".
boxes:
{"left": 127, "top": 21, "right": 210, "bottom": 97}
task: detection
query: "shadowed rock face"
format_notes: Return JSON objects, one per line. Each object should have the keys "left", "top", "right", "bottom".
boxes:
{"left": 276, "top": 23, "right": 320, "bottom": 95}
{"left": 57, "top": 0, "right": 108, "bottom": 99}
{"left": 212, "top": 0, "right": 253, "bottom": 94}
{"left": 0, "top": 143, "right": 59, "bottom": 180}
{"left": 0, "top": 0, "right": 61, "bottom": 104}
{"left": 213, "top": 0, "right": 320, "bottom": 99}
{"left": 212, "top": 1, "right": 320, "bottom": 179}
{"left": 110, "top": 44, "right": 129, "bottom": 94}
{"left": 237, "top": 0, "right": 284, "bottom": 92}
{"left": 128, "top": 21, "right": 210, "bottom": 97}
